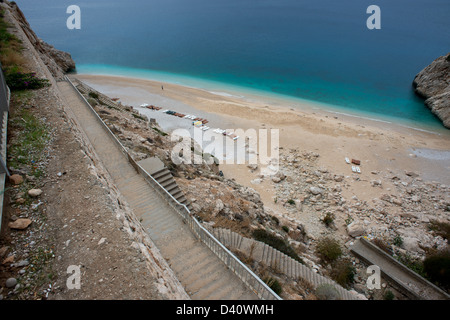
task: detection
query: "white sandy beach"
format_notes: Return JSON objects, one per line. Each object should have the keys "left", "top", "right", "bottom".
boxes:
{"left": 75, "top": 74, "right": 450, "bottom": 214}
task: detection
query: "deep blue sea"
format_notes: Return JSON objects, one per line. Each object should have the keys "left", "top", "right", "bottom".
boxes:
{"left": 15, "top": 0, "right": 450, "bottom": 130}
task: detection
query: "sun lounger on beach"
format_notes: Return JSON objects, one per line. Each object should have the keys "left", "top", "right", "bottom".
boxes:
{"left": 352, "top": 159, "right": 361, "bottom": 165}
{"left": 356, "top": 166, "right": 361, "bottom": 173}
{"left": 352, "top": 166, "right": 357, "bottom": 173}
{"left": 345, "top": 157, "right": 350, "bottom": 164}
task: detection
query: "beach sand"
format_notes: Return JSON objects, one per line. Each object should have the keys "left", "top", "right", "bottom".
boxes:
{"left": 75, "top": 74, "right": 450, "bottom": 214}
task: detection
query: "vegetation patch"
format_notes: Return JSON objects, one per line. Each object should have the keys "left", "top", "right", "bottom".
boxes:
{"left": 1, "top": 10, "right": 49, "bottom": 91}
{"left": 315, "top": 237, "right": 342, "bottom": 263}
{"left": 252, "top": 228, "right": 303, "bottom": 264}
{"left": 152, "top": 126, "right": 168, "bottom": 136}
{"left": 329, "top": 258, "right": 356, "bottom": 289}
{"left": 5, "top": 71, "right": 49, "bottom": 91}
{"left": 8, "top": 101, "right": 50, "bottom": 178}
{"left": 263, "top": 276, "right": 282, "bottom": 295}
{"left": 321, "top": 212, "right": 335, "bottom": 228}
{"left": 423, "top": 250, "right": 450, "bottom": 290}
{"left": 429, "top": 220, "right": 450, "bottom": 240}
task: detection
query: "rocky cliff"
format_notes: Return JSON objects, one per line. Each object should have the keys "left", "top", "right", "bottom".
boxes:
{"left": 413, "top": 53, "right": 450, "bottom": 128}
{"left": 4, "top": 1, "right": 76, "bottom": 79}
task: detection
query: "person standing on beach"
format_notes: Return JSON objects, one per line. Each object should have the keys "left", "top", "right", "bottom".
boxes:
{"left": 161, "top": 85, "right": 164, "bottom": 90}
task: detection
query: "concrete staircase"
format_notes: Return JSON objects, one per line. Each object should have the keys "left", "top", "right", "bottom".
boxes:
{"left": 151, "top": 167, "right": 193, "bottom": 211}
{"left": 57, "top": 79, "right": 258, "bottom": 300}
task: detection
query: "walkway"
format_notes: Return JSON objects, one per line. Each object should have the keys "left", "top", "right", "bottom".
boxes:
{"left": 57, "top": 79, "right": 258, "bottom": 300}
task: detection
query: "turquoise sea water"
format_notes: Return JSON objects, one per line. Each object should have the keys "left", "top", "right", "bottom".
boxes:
{"left": 15, "top": 0, "right": 450, "bottom": 130}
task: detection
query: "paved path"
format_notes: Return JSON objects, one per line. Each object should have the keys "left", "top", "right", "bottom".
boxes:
{"left": 57, "top": 80, "right": 258, "bottom": 300}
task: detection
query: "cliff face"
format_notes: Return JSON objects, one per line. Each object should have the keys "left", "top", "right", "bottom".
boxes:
{"left": 413, "top": 53, "right": 450, "bottom": 128}
{"left": 5, "top": 1, "right": 76, "bottom": 79}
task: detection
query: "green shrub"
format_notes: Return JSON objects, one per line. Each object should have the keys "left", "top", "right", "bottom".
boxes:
{"left": 316, "top": 237, "right": 342, "bottom": 263}
{"left": 330, "top": 258, "right": 355, "bottom": 288}
{"left": 384, "top": 290, "right": 395, "bottom": 300}
{"left": 271, "top": 215, "right": 279, "bottom": 225}
{"left": 88, "top": 91, "right": 99, "bottom": 99}
{"left": 393, "top": 235, "right": 403, "bottom": 247}
{"left": 5, "top": 71, "right": 49, "bottom": 90}
{"left": 396, "top": 252, "right": 426, "bottom": 278}
{"left": 87, "top": 97, "right": 98, "bottom": 106}
{"left": 322, "top": 212, "right": 335, "bottom": 227}
{"left": 252, "top": 229, "right": 303, "bottom": 264}
{"left": 315, "top": 283, "right": 340, "bottom": 300}
{"left": 132, "top": 113, "right": 146, "bottom": 121}
{"left": 423, "top": 250, "right": 450, "bottom": 288}
{"left": 281, "top": 225, "right": 289, "bottom": 233}
{"left": 152, "top": 127, "right": 168, "bottom": 136}
{"left": 287, "top": 199, "right": 295, "bottom": 205}
{"left": 264, "top": 277, "right": 282, "bottom": 295}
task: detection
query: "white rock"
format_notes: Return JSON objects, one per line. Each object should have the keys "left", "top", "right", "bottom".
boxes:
{"left": 251, "top": 178, "right": 262, "bottom": 185}
{"left": 6, "top": 278, "right": 17, "bottom": 288}
{"left": 309, "top": 187, "right": 324, "bottom": 195}
{"left": 28, "top": 189, "right": 43, "bottom": 197}
{"left": 347, "top": 222, "right": 365, "bottom": 238}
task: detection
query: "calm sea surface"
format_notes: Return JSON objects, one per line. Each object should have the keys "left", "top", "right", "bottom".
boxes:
{"left": 15, "top": 0, "right": 450, "bottom": 129}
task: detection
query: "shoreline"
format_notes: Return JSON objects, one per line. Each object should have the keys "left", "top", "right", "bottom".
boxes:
{"left": 74, "top": 73, "right": 450, "bottom": 191}
{"left": 74, "top": 66, "right": 446, "bottom": 135}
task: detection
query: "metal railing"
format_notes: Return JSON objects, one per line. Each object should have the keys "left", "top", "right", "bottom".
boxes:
{"left": 0, "top": 62, "right": 10, "bottom": 233}
{"left": 64, "top": 76, "right": 282, "bottom": 300}
{"left": 0, "top": 61, "right": 9, "bottom": 114}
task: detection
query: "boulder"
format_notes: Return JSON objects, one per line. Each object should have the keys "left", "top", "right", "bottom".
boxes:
{"left": 28, "top": 189, "right": 43, "bottom": 197}
{"left": 5, "top": 278, "right": 17, "bottom": 288}
{"left": 9, "top": 174, "right": 23, "bottom": 185}
{"left": 8, "top": 218, "right": 32, "bottom": 230}
{"left": 413, "top": 53, "right": 450, "bottom": 128}
{"left": 213, "top": 199, "right": 224, "bottom": 216}
{"left": 309, "top": 186, "right": 324, "bottom": 195}
{"left": 347, "top": 222, "right": 365, "bottom": 238}
{"left": 271, "top": 171, "right": 286, "bottom": 183}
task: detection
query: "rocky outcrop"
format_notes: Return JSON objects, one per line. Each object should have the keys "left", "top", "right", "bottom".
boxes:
{"left": 4, "top": 1, "right": 76, "bottom": 79}
{"left": 413, "top": 53, "right": 450, "bottom": 128}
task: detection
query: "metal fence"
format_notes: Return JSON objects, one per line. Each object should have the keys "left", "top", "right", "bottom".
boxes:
{"left": 0, "top": 61, "right": 10, "bottom": 232}
{"left": 65, "top": 76, "right": 282, "bottom": 300}
{"left": 0, "top": 62, "right": 9, "bottom": 114}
